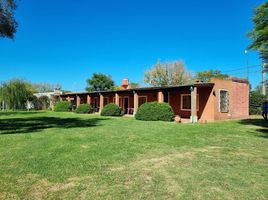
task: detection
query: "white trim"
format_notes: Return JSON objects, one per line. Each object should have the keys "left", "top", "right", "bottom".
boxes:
{"left": 218, "top": 89, "right": 229, "bottom": 113}
{"left": 138, "top": 96, "right": 147, "bottom": 106}
{"left": 180, "top": 94, "right": 199, "bottom": 111}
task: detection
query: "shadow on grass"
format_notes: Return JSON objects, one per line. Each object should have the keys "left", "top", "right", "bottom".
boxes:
{"left": 239, "top": 118, "right": 268, "bottom": 138}
{"left": 0, "top": 111, "right": 47, "bottom": 116}
{"left": 0, "top": 116, "right": 109, "bottom": 134}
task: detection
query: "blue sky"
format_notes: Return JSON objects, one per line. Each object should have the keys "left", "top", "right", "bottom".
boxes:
{"left": 0, "top": 0, "right": 265, "bottom": 91}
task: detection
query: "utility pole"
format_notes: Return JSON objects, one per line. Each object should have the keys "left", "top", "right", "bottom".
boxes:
{"left": 262, "top": 63, "right": 267, "bottom": 96}
{"left": 245, "top": 50, "right": 249, "bottom": 79}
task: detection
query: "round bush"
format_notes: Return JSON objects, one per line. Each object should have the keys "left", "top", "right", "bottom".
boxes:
{"left": 54, "top": 101, "right": 72, "bottom": 112}
{"left": 135, "top": 102, "right": 174, "bottom": 121}
{"left": 75, "top": 104, "right": 92, "bottom": 114}
{"left": 101, "top": 103, "right": 122, "bottom": 116}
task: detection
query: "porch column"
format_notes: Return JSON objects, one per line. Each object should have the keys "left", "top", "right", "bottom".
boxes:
{"left": 87, "top": 95, "right": 91, "bottom": 105}
{"left": 158, "top": 91, "right": 164, "bottom": 103}
{"left": 99, "top": 93, "right": 104, "bottom": 113}
{"left": 190, "top": 86, "right": 198, "bottom": 123}
{"left": 59, "top": 97, "right": 63, "bottom": 102}
{"left": 115, "top": 93, "right": 119, "bottom": 106}
{"left": 67, "top": 96, "right": 71, "bottom": 102}
{"left": 76, "top": 95, "right": 80, "bottom": 107}
{"left": 133, "top": 91, "right": 138, "bottom": 115}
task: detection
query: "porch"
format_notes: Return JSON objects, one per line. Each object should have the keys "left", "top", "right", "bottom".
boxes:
{"left": 61, "top": 83, "right": 214, "bottom": 123}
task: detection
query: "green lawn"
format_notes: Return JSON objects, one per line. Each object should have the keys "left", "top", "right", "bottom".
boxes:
{"left": 0, "top": 111, "right": 267, "bottom": 200}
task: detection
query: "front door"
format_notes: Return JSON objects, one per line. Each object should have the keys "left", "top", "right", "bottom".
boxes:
{"left": 123, "top": 97, "right": 129, "bottom": 114}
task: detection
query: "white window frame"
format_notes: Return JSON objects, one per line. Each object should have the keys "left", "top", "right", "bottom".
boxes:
{"left": 180, "top": 94, "right": 199, "bottom": 111}
{"left": 218, "top": 89, "right": 229, "bottom": 113}
{"left": 138, "top": 96, "right": 147, "bottom": 107}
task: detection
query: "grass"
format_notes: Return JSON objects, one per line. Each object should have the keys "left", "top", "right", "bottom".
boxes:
{"left": 0, "top": 111, "right": 267, "bottom": 200}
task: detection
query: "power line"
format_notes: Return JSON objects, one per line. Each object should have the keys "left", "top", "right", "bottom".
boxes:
{"left": 228, "top": 69, "right": 263, "bottom": 76}
{"left": 221, "top": 64, "right": 262, "bottom": 73}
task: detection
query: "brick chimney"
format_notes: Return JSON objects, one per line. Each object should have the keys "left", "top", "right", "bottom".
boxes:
{"left": 120, "top": 79, "right": 131, "bottom": 90}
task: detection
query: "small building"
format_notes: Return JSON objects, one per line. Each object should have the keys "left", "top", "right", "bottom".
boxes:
{"left": 33, "top": 89, "right": 63, "bottom": 110}
{"left": 60, "top": 78, "right": 249, "bottom": 122}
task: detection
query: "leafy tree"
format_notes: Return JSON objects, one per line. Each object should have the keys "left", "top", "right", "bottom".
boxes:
{"left": 86, "top": 73, "right": 115, "bottom": 92}
{"left": 144, "top": 60, "right": 192, "bottom": 86}
{"left": 0, "top": 0, "right": 18, "bottom": 39}
{"left": 249, "top": 91, "right": 267, "bottom": 115}
{"left": 0, "top": 79, "right": 34, "bottom": 110}
{"left": 112, "top": 85, "right": 121, "bottom": 91}
{"left": 195, "top": 69, "right": 229, "bottom": 82}
{"left": 249, "top": 83, "right": 268, "bottom": 115}
{"left": 32, "top": 82, "right": 61, "bottom": 93}
{"left": 248, "top": 1, "right": 268, "bottom": 63}
{"left": 130, "top": 82, "right": 140, "bottom": 88}
{"left": 38, "top": 95, "right": 50, "bottom": 110}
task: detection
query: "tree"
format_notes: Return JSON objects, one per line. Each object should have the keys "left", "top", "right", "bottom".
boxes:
{"left": 144, "top": 60, "right": 192, "bottom": 86}
{"left": 32, "top": 82, "right": 61, "bottom": 93}
{"left": 0, "top": 79, "right": 34, "bottom": 110}
{"left": 130, "top": 82, "right": 140, "bottom": 89}
{"left": 0, "top": 0, "right": 18, "bottom": 39}
{"left": 195, "top": 69, "right": 229, "bottom": 82}
{"left": 86, "top": 73, "right": 115, "bottom": 92}
{"left": 248, "top": 1, "right": 268, "bottom": 63}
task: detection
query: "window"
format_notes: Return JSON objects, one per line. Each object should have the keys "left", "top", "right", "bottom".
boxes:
{"left": 138, "top": 96, "right": 147, "bottom": 106}
{"left": 181, "top": 94, "right": 199, "bottom": 111}
{"left": 104, "top": 97, "right": 109, "bottom": 106}
{"left": 219, "top": 90, "right": 229, "bottom": 113}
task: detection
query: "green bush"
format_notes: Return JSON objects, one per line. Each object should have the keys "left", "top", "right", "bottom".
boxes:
{"left": 54, "top": 101, "right": 72, "bottom": 112}
{"left": 249, "top": 91, "right": 267, "bottom": 115}
{"left": 75, "top": 104, "right": 92, "bottom": 114}
{"left": 101, "top": 103, "right": 122, "bottom": 116}
{"left": 135, "top": 102, "right": 174, "bottom": 121}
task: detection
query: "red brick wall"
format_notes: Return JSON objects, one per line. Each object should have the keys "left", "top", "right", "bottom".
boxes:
{"left": 231, "top": 81, "right": 249, "bottom": 118}
{"left": 211, "top": 78, "right": 249, "bottom": 120}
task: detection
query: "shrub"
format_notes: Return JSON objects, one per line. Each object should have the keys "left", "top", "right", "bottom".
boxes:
{"left": 101, "top": 103, "right": 122, "bottom": 116}
{"left": 135, "top": 102, "right": 174, "bottom": 121}
{"left": 75, "top": 104, "right": 92, "bottom": 114}
{"left": 54, "top": 101, "right": 71, "bottom": 112}
{"left": 249, "top": 91, "right": 267, "bottom": 115}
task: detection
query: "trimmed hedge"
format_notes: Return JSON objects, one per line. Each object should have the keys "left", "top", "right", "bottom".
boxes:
{"left": 75, "top": 104, "right": 92, "bottom": 114}
{"left": 135, "top": 102, "right": 174, "bottom": 121}
{"left": 54, "top": 101, "right": 72, "bottom": 112}
{"left": 101, "top": 103, "right": 122, "bottom": 116}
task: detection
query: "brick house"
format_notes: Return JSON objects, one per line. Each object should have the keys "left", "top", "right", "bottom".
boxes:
{"left": 60, "top": 78, "right": 249, "bottom": 122}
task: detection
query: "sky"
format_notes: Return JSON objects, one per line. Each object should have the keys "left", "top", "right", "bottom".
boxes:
{"left": 0, "top": 0, "right": 266, "bottom": 91}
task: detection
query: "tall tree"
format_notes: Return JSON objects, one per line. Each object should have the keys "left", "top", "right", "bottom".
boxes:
{"left": 195, "top": 69, "right": 229, "bottom": 82}
{"left": 32, "top": 82, "right": 61, "bottom": 93}
{"left": 0, "top": 0, "right": 18, "bottom": 39}
{"left": 0, "top": 79, "right": 34, "bottom": 110}
{"left": 86, "top": 73, "right": 115, "bottom": 92}
{"left": 248, "top": 1, "right": 268, "bottom": 63}
{"left": 144, "top": 60, "right": 192, "bottom": 86}
{"left": 130, "top": 82, "right": 140, "bottom": 89}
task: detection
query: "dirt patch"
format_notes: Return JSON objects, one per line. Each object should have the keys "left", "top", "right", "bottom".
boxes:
{"left": 27, "top": 177, "right": 76, "bottom": 200}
